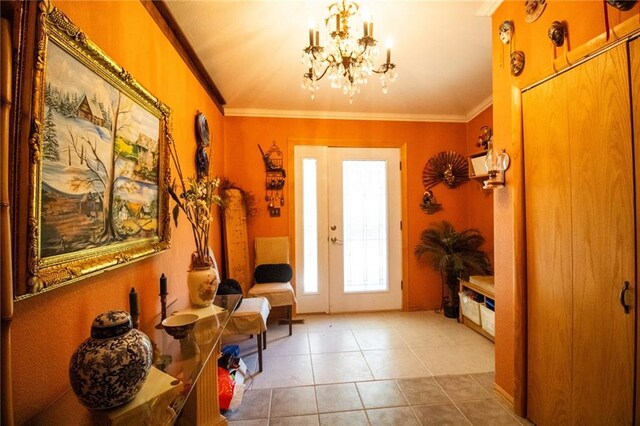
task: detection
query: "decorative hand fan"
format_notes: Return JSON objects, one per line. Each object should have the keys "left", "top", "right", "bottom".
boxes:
{"left": 422, "top": 151, "right": 469, "bottom": 190}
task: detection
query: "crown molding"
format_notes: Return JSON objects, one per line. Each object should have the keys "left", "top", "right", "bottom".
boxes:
{"left": 465, "top": 96, "right": 494, "bottom": 121}
{"left": 224, "top": 108, "right": 470, "bottom": 123}
{"left": 475, "top": 0, "right": 504, "bottom": 17}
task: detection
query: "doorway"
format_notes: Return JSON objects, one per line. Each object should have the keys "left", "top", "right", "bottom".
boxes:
{"left": 294, "top": 146, "right": 402, "bottom": 313}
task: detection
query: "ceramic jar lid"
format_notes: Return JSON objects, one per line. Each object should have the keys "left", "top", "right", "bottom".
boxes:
{"left": 90, "top": 310, "right": 133, "bottom": 339}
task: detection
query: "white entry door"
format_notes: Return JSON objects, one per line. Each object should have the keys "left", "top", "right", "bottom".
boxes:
{"left": 294, "top": 146, "right": 402, "bottom": 313}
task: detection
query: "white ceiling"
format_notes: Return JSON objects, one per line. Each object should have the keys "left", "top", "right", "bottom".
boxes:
{"left": 164, "top": 1, "right": 495, "bottom": 122}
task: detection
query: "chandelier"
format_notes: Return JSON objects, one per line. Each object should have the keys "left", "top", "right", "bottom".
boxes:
{"left": 301, "top": 0, "right": 397, "bottom": 101}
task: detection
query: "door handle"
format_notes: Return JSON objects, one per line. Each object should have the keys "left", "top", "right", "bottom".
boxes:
{"left": 620, "top": 281, "right": 631, "bottom": 314}
{"left": 330, "top": 237, "right": 342, "bottom": 244}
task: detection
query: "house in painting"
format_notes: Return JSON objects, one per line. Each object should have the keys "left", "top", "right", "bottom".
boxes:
{"left": 136, "top": 133, "right": 158, "bottom": 168}
{"left": 78, "top": 191, "right": 102, "bottom": 219}
{"left": 76, "top": 94, "right": 105, "bottom": 127}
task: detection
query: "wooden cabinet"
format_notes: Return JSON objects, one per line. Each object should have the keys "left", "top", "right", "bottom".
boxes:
{"left": 458, "top": 276, "right": 495, "bottom": 342}
{"left": 522, "top": 42, "right": 636, "bottom": 425}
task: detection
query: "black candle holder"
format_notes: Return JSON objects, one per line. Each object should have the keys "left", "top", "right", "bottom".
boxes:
{"left": 155, "top": 293, "right": 168, "bottom": 329}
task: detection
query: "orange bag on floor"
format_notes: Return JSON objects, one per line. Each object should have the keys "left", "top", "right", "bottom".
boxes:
{"left": 217, "top": 366, "right": 235, "bottom": 411}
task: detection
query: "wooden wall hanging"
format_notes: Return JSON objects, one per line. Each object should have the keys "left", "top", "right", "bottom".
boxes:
{"left": 258, "top": 141, "right": 285, "bottom": 217}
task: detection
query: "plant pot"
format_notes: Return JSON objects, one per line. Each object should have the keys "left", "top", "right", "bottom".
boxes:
{"left": 187, "top": 265, "right": 220, "bottom": 307}
{"left": 443, "top": 303, "right": 459, "bottom": 319}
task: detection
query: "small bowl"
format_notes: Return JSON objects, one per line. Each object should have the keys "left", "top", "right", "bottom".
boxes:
{"left": 162, "top": 314, "right": 199, "bottom": 339}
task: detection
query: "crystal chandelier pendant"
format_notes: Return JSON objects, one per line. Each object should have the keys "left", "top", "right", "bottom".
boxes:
{"left": 301, "top": 0, "right": 397, "bottom": 100}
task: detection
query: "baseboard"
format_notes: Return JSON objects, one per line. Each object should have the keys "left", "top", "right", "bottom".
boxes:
{"left": 493, "top": 383, "right": 515, "bottom": 409}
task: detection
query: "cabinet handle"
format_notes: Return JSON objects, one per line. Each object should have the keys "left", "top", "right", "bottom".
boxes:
{"left": 620, "top": 281, "right": 631, "bottom": 314}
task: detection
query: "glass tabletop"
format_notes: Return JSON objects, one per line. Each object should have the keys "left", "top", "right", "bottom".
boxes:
{"left": 27, "top": 294, "right": 241, "bottom": 426}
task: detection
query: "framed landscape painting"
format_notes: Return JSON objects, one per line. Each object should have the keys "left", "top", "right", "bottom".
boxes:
{"left": 19, "top": 1, "right": 171, "bottom": 297}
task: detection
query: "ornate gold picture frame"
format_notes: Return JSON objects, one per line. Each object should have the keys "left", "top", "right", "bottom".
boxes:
{"left": 18, "top": 1, "right": 171, "bottom": 298}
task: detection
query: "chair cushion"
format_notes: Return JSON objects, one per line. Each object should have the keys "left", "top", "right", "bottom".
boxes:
{"left": 254, "top": 264, "right": 293, "bottom": 283}
{"left": 248, "top": 283, "right": 296, "bottom": 307}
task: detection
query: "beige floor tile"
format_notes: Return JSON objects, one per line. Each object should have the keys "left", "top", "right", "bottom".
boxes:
{"left": 268, "top": 414, "right": 320, "bottom": 426}
{"left": 435, "top": 321, "right": 492, "bottom": 345}
{"left": 224, "top": 389, "right": 271, "bottom": 421}
{"left": 459, "top": 342, "right": 494, "bottom": 371}
{"left": 395, "top": 377, "right": 450, "bottom": 406}
{"left": 362, "top": 348, "right": 431, "bottom": 379}
{"left": 270, "top": 386, "right": 317, "bottom": 418}
{"left": 262, "top": 333, "right": 310, "bottom": 358}
{"left": 356, "top": 380, "right": 407, "bottom": 409}
{"left": 434, "top": 375, "right": 493, "bottom": 402}
{"left": 250, "top": 354, "right": 314, "bottom": 389}
{"left": 302, "top": 314, "right": 351, "bottom": 331}
{"left": 395, "top": 325, "right": 455, "bottom": 348}
{"left": 312, "top": 352, "right": 374, "bottom": 384}
{"left": 412, "top": 403, "right": 471, "bottom": 425}
{"left": 228, "top": 419, "right": 269, "bottom": 426}
{"left": 366, "top": 407, "right": 420, "bottom": 425}
{"left": 411, "top": 345, "right": 485, "bottom": 376}
{"left": 319, "top": 411, "right": 369, "bottom": 426}
{"left": 315, "top": 383, "right": 364, "bottom": 413}
{"left": 347, "top": 313, "right": 392, "bottom": 329}
{"left": 353, "top": 328, "right": 407, "bottom": 350}
{"left": 309, "top": 329, "right": 359, "bottom": 354}
{"left": 456, "top": 399, "right": 521, "bottom": 425}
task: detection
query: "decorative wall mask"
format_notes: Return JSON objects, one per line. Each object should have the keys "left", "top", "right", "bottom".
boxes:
{"left": 548, "top": 21, "right": 566, "bottom": 47}
{"left": 420, "top": 190, "right": 442, "bottom": 215}
{"left": 510, "top": 50, "right": 526, "bottom": 76}
{"left": 498, "top": 21, "right": 514, "bottom": 44}
{"left": 525, "top": 0, "right": 547, "bottom": 23}
{"left": 422, "top": 151, "right": 469, "bottom": 190}
{"left": 195, "top": 111, "right": 210, "bottom": 180}
{"left": 606, "top": 0, "right": 637, "bottom": 11}
{"left": 476, "top": 126, "right": 493, "bottom": 150}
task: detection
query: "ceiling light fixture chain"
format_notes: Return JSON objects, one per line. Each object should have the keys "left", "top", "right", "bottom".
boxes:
{"left": 301, "top": 0, "right": 397, "bottom": 102}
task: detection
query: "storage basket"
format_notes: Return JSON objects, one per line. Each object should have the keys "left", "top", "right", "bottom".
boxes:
{"left": 459, "top": 291, "right": 481, "bottom": 325}
{"left": 480, "top": 304, "right": 495, "bottom": 337}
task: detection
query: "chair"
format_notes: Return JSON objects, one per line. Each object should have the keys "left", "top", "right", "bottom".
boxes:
{"left": 223, "top": 297, "right": 270, "bottom": 372}
{"left": 248, "top": 237, "right": 296, "bottom": 336}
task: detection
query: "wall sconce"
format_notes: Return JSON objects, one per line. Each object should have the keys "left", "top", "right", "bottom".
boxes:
{"left": 483, "top": 141, "right": 510, "bottom": 189}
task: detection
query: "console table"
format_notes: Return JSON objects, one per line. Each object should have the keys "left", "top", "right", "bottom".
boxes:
{"left": 27, "top": 294, "right": 241, "bottom": 426}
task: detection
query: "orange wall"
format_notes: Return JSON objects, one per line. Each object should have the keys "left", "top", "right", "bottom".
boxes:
{"left": 465, "top": 106, "right": 494, "bottom": 265}
{"left": 491, "top": 0, "right": 639, "bottom": 402}
{"left": 10, "top": 2, "right": 225, "bottom": 423}
{"left": 223, "top": 115, "right": 493, "bottom": 311}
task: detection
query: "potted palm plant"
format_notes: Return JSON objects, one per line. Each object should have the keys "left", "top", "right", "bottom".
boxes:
{"left": 414, "top": 221, "right": 492, "bottom": 318}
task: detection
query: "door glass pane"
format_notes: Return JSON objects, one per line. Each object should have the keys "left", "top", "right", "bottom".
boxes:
{"left": 302, "top": 158, "right": 318, "bottom": 293}
{"left": 342, "top": 160, "right": 388, "bottom": 293}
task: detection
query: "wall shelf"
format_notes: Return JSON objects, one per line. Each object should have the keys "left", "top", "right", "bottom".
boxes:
{"left": 468, "top": 150, "right": 489, "bottom": 179}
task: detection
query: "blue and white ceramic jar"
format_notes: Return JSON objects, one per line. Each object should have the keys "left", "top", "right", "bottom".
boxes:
{"left": 69, "top": 310, "right": 153, "bottom": 410}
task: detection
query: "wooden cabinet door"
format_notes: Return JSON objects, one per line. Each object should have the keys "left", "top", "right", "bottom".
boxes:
{"left": 524, "top": 43, "right": 635, "bottom": 425}
{"left": 568, "top": 43, "right": 634, "bottom": 425}
{"left": 523, "top": 69, "right": 573, "bottom": 426}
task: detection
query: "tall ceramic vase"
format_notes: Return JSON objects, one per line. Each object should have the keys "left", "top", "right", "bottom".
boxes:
{"left": 187, "top": 251, "right": 220, "bottom": 307}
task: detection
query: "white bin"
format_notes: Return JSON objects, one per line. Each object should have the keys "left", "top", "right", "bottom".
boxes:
{"left": 480, "top": 304, "right": 495, "bottom": 337}
{"left": 459, "top": 292, "right": 481, "bottom": 325}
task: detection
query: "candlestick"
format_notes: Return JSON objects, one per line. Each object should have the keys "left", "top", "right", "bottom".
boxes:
{"left": 129, "top": 287, "right": 139, "bottom": 329}
{"left": 160, "top": 273, "right": 167, "bottom": 296}
{"left": 309, "top": 27, "right": 314, "bottom": 46}
{"left": 386, "top": 47, "right": 390, "bottom": 64}
{"left": 336, "top": 14, "right": 340, "bottom": 32}
{"left": 315, "top": 30, "right": 319, "bottom": 46}
{"left": 363, "top": 21, "right": 368, "bottom": 37}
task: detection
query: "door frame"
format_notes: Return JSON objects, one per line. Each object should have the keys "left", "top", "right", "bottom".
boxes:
{"left": 287, "top": 138, "right": 409, "bottom": 313}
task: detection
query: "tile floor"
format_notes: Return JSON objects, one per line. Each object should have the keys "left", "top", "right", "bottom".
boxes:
{"left": 221, "top": 310, "right": 529, "bottom": 425}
